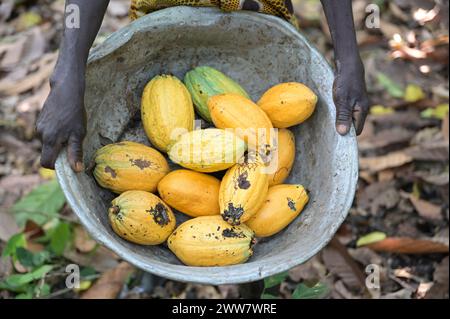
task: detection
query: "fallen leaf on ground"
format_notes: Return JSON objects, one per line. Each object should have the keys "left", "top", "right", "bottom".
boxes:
{"left": 404, "top": 84, "right": 425, "bottom": 102}
{"left": 0, "top": 52, "right": 56, "bottom": 95}
{"left": 358, "top": 128, "right": 414, "bottom": 152}
{"left": 442, "top": 114, "right": 449, "bottom": 141}
{"left": 74, "top": 226, "right": 97, "bottom": 253}
{"left": 289, "top": 255, "right": 326, "bottom": 283}
{"left": 360, "top": 151, "right": 413, "bottom": 172}
{"left": 63, "top": 246, "right": 120, "bottom": 272}
{"left": 357, "top": 232, "right": 387, "bottom": 247}
{"left": 81, "top": 262, "right": 135, "bottom": 299}
{"left": 370, "top": 105, "right": 394, "bottom": 116}
{"left": 366, "top": 237, "right": 449, "bottom": 254}
{"left": 321, "top": 239, "right": 366, "bottom": 293}
{"left": 405, "top": 141, "right": 449, "bottom": 162}
{"left": 421, "top": 103, "right": 449, "bottom": 120}
{"left": 425, "top": 257, "right": 449, "bottom": 299}
{"left": 409, "top": 195, "right": 443, "bottom": 221}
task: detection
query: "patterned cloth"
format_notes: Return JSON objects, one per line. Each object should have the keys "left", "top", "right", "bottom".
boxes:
{"left": 130, "top": 0, "right": 299, "bottom": 27}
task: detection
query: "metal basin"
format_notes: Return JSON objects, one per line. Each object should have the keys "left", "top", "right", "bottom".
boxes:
{"left": 55, "top": 7, "right": 358, "bottom": 285}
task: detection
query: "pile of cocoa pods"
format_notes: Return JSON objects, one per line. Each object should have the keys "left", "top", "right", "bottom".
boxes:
{"left": 93, "top": 66, "right": 317, "bottom": 267}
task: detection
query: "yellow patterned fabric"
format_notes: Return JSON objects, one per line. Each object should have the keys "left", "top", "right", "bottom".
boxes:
{"left": 130, "top": 0, "right": 299, "bottom": 28}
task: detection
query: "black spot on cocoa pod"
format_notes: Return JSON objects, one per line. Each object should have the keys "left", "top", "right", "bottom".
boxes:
{"left": 222, "top": 228, "right": 245, "bottom": 238}
{"left": 147, "top": 203, "right": 170, "bottom": 226}
{"left": 287, "top": 197, "right": 296, "bottom": 212}
{"left": 235, "top": 171, "right": 250, "bottom": 190}
{"left": 130, "top": 158, "right": 152, "bottom": 170}
{"left": 222, "top": 203, "right": 244, "bottom": 225}
{"left": 104, "top": 166, "right": 117, "bottom": 178}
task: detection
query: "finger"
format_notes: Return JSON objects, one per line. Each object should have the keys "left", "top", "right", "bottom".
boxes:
{"left": 335, "top": 99, "right": 353, "bottom": 136}
{"left": 67, "top": 133, "right": 84, "bottom": 172}
{"left": 353, "top": 103, "right": 369, "bottom": 136}
{"left": 40, "top": 138, "right": 64, "bottom": 170}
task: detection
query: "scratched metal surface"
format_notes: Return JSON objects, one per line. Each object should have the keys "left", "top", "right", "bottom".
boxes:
{"left": 55, "top": 7, "right": 358, "bottom": 285}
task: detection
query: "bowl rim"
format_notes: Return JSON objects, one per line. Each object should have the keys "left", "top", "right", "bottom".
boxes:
{"left": 55, "top": 6, "right": 359, "bottom": 285}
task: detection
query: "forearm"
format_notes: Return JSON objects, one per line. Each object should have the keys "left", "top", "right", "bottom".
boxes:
{"left": 52, "top": 0, "right": 110, "bottom": 83}
{"left": 320, "top": 0, "right": 361, "bottom": 67}
{"left": 320, "top": 0, "right": 369, "bottom": 135}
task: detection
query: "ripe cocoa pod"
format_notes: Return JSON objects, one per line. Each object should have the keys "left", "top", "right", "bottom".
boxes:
{"left": 93, "top": 141, "right": 169, "bottom": 194}
{"left": 208, "top": 93, "right": 274, "bottom": 155}
{"left": 268, "top": 129, "right": 296, "bottom": 186}
{"left": 168, "top": 128, "right": 246, "bottom": 173}
{"left": 168, "top": 216, "right": 255, "bottom": 266}
{"left": 246, "top": 184, "right": 309, "bottom": 237}
{"left": 141, "top": 75, "right": 194, "bottom": 152}
{"left": 109, "top": 191, "right": 176, "bottom": 245}
{"left": 257, "top": 82, "right": 318, "bottom": 128}
{"left": 219, "top": 155, "right": 269, "bottom": 225}
{"left": 184, "top": 66, "right": 250, "bottom": 122}
{"left": 157, "top": 169, "right": 220, "bottom": 217}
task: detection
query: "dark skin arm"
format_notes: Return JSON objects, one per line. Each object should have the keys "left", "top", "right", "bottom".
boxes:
{"left": 36, "top": 0, "right": 110, "bottom": 171}
{"left": 321, "top": 0, "right": 369, "bottom": 135}
{"left": 37, "top": 0, "right": 369, "bottom": 171}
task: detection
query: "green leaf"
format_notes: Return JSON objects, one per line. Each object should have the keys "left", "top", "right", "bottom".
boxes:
{"left": 421, "top": 104, "right": 449, "bottom": 120}
{"left": 263, "top": 271, "right": 289, "bottom": 289}
{"left": 261, "top": 293, "right": 280, "bottom": 299}
{"left": 50, "top": 222, "right": 72, "bottom": 256}
{"left": 80, "top": 266, "right": 97, "bottom": 279}
{"left": 12, "top": 179, "right": 66, "bottom": 227}
{"left": 34, "top": 283, "right": 51, "bottom": 297}
{"left": 356, "top": 231, "right": 387, "bottom": 247}
{"left": 32, "top": 251, "right": 51, "bottom": 267}
{"left": 370, "top": 105, "right": 394, "bottom": 116}
{"left": 376, "top": 73, "right": 404, "bottom": 98}
{"left": 2, "top": 233, "right": 26, "bottom": 260}
{"left": 404, "top": 84, "right": 425, "bottom": 103}
{"left": 16, "top": 247, "right": 35, "bottom": 267}
{"left": 16, "top": 247, "right": 51, "bottom": 268}
{"left": 292, "top": 282, "right": 329, "bottom": 299}
{"left": 4, "top": 265, "right": 53, "bottom": 288}
{"left": 15, "top": 292, "right": 33, "bottom": 299}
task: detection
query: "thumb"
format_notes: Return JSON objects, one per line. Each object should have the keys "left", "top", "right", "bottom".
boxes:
{"left": 67, "top": 133, "right": 84, "bottom": 172}
{"left": 335, "top": 98, "right": 353, "bottom": 136}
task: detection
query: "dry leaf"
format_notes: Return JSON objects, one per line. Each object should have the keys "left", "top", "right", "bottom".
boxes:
{"left": 358, "top": 128, "right": 414, "bottom": 152}
{"left": 425, "top": 257, "right": 449, "bottom": 299}
{"left": 74, "top": 226, "right": 97, "bottom": 253}
{"left": 405, "top": 141, "right": 449, "bottom": 162}
{"left": 289, "top": 255, "right": 326, "bottom": 283}
{"left": 378, "top": 169, "right": 396, "bottom": 182}
{"left": 360, "top": 151, "right": 413, "bottom": 172}
{"left": 64, "top": 246, "right": 120, "bottom": 272}
{"left": 366, "top": 237, "right": 449, "bottom": 254}
{"left": 322, "top": 239, "right": 366, "bottom": 292}
{"left": 81, "top": 262, "right": 135, "bottom": 299}
{"left": 442, "top": 114, "right": 449, "bottom": 142}
{"left": 0, "top": 52, "right": 56, "bottom": 95}
{"left": 409, "top": 196, "right": 443, "bottom": 221}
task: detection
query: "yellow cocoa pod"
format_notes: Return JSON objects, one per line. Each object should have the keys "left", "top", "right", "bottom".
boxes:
{"left": 94, "top": 141, "right": 169, "bottom": 194}
{"left": 246, "top": 184, "right": 309, "bottom": 237}
{"left": 108, "top": 191, "right": 176, "bottom": 245}
{"left": 257, "top": 82, "right": 318, "bottom": 128}
{"left": 141, "top": 75, "right": 194, "bottom": 152}
{"left": 208, "top": 93, "right": 274, "bottom": 155}
{"left": 168, "top": 216, "right": 254, "bottom": 266}
{"left": 157, "top": 169, "right": 220, "bottom": 217}
{"left": 168, "top": 128, "right": 246, "bottom": 173}
{"left": 268, "top": 129, "right": 296, "bottom": 186}
{"left": 219, "top": 155, "right": 269, "bottom": 225}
